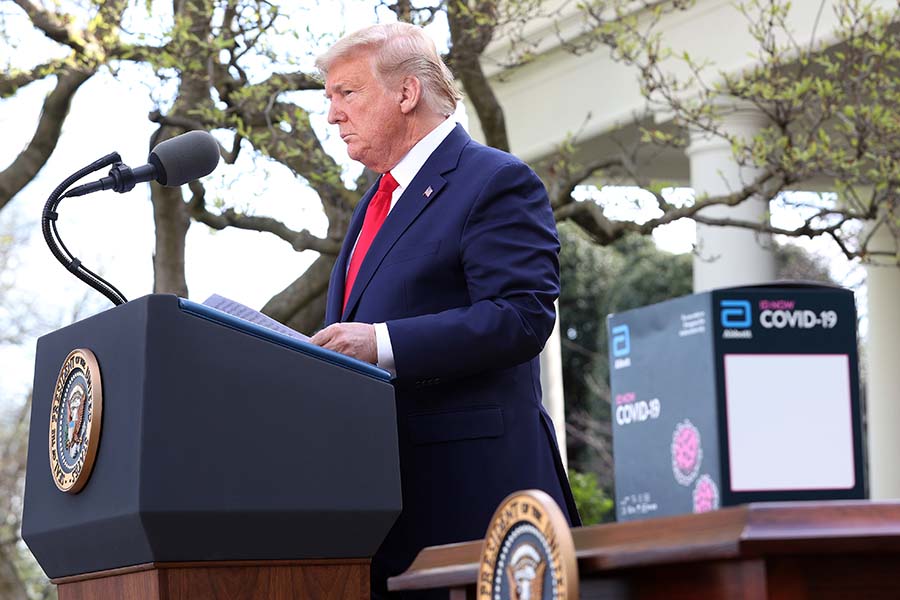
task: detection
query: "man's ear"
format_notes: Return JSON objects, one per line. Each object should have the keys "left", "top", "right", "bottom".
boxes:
{"left": 399, "top": 76, "right": 422, "bottom": 114}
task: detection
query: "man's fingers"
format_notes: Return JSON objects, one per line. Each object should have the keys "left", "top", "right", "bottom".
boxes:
{"left": 309, "top": 323, "right": 376, "bottom": 364}
{"left": 310, "top": 324, "right": 337, "bottom": 347}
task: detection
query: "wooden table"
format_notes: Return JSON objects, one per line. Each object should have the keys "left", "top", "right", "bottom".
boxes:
{"left": 388, "top": 501, "right": 900, "bottom": 599}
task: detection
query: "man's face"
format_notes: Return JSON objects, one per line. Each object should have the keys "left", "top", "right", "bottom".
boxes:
{"left": 325, "top": 52, "right": 405, "bottom": 173}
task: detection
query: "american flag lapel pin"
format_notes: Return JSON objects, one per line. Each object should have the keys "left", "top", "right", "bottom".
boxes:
{"left": 424, "top": 186, "right": 433, "bottom": 198}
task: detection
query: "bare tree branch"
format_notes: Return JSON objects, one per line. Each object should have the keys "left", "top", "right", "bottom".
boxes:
{"left": 186, "top": 181, "right": 342, "bottom": 255}
{"left": 546, "top": 156, "right": 629, "bottom": 210}
{"left": 383, "top": 0, "right": 444, "bottom": 25}
{"left": 0, "top": 59, "right": 70, "bottom": 98}
{"left": 108, "top": 42, "right": 166, "bottom": 63}
{"left": 553, "top": 168, "right": 785, "bottom": 245}
{"left": 219, "top": 98, "right": 356, "bottom": 227}
{"left": 12, "top": 0, "right": 130, "bottom": 59}
{"left": 250, "top": 71, "right": 323, "bottom": 94}
{"left": 261, "top": 254, "right": 335, "bottom": 333}
{"left": 148, "top": 109, "right": 209, "bottom": 130}
{"left": 11, "top": 0, "right": 85, "bottom": 52}
{"left": 0, "top": 66, "right": 94, "bottom": 209}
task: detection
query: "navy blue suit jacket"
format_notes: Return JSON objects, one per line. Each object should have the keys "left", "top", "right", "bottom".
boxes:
{"left": 325, "top": 125, "right": 579, "bottom": 596}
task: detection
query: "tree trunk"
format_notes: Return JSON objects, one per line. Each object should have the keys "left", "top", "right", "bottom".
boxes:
{"left": 150, "top": 183, "right": 191, "bottom": 296}
{"left": 262, "top": 254, "right": 336, "bottom": 333}
{"left": 447, "top": 2, "right": 510, "bottom": 152}
{"left": 149, "top": 2, "right": 216, "bottom": 296}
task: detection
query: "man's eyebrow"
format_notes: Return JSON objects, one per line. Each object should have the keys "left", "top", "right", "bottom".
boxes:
{"left": 325, "top": 81, "right": 347, "bottom": 97}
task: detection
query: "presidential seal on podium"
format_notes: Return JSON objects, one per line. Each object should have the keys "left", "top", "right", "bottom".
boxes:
{"left": 48, "top": 348, "right": 103, "bottom": 493}
{"left": 478, "top": 489, "right": 578, "bottom": 600}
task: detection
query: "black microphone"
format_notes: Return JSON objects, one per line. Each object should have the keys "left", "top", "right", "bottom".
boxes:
{"left": 66, "top": 130, "right": 221, "bottom": 197}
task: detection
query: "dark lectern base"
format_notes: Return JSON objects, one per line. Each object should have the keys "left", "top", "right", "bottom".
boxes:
{"left": 53, "top": 559, "right": 369, "bottom": 600}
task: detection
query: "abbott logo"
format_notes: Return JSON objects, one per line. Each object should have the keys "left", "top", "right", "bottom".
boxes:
{"left": 720, "top": 300, "right": 752, "bottom": 328}
{"left": 720, "top": 299, "right": 753, "bottom": 339}
{"left": 611, "top": 324, "right": 631, "bottom": 369}
{"left": 612, "top": 324, "right": 630, "bottom": 356}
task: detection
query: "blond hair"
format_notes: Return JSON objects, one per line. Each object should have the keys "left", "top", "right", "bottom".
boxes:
{"left": 316, "top": 22, "right": 462, "bottom": 116}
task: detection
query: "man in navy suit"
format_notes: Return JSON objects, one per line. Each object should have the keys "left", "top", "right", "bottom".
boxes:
{"left": 311, "top": 22, "right": 580, "bottom": 598}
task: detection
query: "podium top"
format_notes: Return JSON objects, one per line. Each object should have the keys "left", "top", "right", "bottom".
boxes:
{"left": 178, "top": 298, "right": 391, "bottom": 382}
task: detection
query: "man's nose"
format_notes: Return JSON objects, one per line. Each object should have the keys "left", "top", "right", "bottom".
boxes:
{"left": 327, "top": 102, "right": 343, "bottom": 124}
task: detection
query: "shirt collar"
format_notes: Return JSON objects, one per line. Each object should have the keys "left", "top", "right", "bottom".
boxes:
{"left": 389, "top": 117, "right": 457, "bottom": 190}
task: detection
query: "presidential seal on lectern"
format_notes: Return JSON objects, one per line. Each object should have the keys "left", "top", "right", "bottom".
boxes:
{"left": 478, "top": 489, "right": 578, "bottom": 600}
{"left": 48, "top": 348, "right": 103, "bottom": 493}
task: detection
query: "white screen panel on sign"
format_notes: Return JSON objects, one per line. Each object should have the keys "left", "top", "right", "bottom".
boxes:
{"left": 724, "top": 354, "right": 854, "bottom": 492}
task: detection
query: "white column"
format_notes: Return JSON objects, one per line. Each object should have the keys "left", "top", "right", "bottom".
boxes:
{"left": 864, "top": 223, "right": 900, "bottom": 498}
{"left": 686, "top": 108, "right": 777, "bottom": 291}
{"left": 541, "top": 301, "right": 568, "bottom": 470}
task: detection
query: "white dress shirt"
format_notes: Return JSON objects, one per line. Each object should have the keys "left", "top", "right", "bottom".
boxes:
{"left": 350, "top": 117, "right": 457, "bottom": 376}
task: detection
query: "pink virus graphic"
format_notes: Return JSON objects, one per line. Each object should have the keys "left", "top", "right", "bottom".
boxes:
{"left": 692, "top": 475, "right": 720, "bottom": 513}
{"left": 671, "top": 419, "right": 702, "bottom": 486}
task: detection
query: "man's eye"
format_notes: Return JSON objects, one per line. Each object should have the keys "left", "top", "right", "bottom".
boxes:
{"left": 343, "top": 90, "right": 354, "bottom": 97}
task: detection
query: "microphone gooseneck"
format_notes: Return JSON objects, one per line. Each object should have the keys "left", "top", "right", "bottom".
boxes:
{"left": 42, "top": 153, "right": 130, "bottom": 306}
{"left": 42, "top": 130, "right": 221, "bottom": 306}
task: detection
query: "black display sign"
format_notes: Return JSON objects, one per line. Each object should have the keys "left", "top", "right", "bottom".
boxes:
{"left": 608, "top": 284, "right": 864, "bottom": 521}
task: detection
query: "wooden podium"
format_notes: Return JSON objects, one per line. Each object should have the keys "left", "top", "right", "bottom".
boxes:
{"left": 52, "top": 559, "right": 369, "bottom": 600}
{"left": 23, "top": 295, "right": 401, "bottom": 599}
{"left": 389, "top": 501, "right": 900, "bottom": 599}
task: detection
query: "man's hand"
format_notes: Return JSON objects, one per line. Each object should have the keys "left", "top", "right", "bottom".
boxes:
{"left": 310, "top": 322, "right": 378, "bottom": 364}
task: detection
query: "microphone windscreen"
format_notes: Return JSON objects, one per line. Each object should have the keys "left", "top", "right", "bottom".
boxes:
{"left": 149, "top": 130, "right": 220, "bottom": 186}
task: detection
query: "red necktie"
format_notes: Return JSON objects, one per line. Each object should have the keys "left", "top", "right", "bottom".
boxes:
{"left": 343, "top": 172, "right": 399, "bottom": 312}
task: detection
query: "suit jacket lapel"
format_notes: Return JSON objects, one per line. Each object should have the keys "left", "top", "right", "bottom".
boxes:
{"left": 326, "top": 183, "right": 378, "bottom": 324}
{"left": 341, "top": 125, "right": 469, "bottom": 321}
